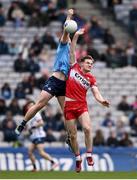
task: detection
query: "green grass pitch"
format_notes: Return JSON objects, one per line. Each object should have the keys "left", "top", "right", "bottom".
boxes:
{"left": 0, "top": 171, "right": 137, "bottom": 179}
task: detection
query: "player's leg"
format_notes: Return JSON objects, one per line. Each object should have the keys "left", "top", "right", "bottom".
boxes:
{"left": 57, "top": 96, "right": 65, "bottom": 111}
{"left": 36, "top": 143, "right": 58, "bottom": 170}
{"left": 79, "top": 111, "right": 92, "bottom": 151}
{"left": 15, "top": 90, "right": 53, "bottom": 135}
{"left": 57, "top": 96, "right": 68, "bottom": 130}
{"left": 65, "top": 119, "right": 82, "bottom": 172}
{"left": 57, "top": 96, "right": 72, "bottom": 151}
{"left": 78, "top": 111, "right": 94, "bottom": 166}
{"left": 65, "top": 119, "right": 79, "bottom": 154}
{"left": 28, "top": 143, "right": 37, "bottom": 171}
{"left": 25, "top": 90, "right": 53, "bottom": 121}
{"left": 37, "top": 143, "right": 54, "bottom": 161}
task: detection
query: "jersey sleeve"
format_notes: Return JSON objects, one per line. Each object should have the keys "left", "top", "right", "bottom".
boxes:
{"left": 90, "top": 76, "right": 97, "bottom": 88}
{"left": 59, "top": 42, "right": 69, "bottom": 48}
{"left": 71, "top": 62, "right": 79, "bottom": 69}
{"left": 56, "top": 42, "right": 70, "bottom": 56}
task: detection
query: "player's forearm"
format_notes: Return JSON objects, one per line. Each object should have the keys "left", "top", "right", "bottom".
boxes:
{"left": 61, "top": 9, "right": 73, "bottom": 43}
{"left": 70, "top": 34, "right": 79, "bottom": 64}
{"left": 94, "top": 93, "right": 105, "bottom": 104}
{"left": 70, "top": 28, "right": 85, "bottom": 64}
{"left": 60, "top": 31, "right": 70, "bottom": 43}
{"left": 71, "top": 33, "right": 79, "bottom": 50}
{"left": 92, "top": 87, "right": 105, "bottom": 104}
{"left": 66, "top": 14, "right": 72, "bottom": 21}
{"left": 71, "top": 28, "right": 84, "bottom": 52}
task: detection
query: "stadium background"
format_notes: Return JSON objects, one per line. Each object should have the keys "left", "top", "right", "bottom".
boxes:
{"left": 0, "top": 0, "right": 137, "bottom": 178}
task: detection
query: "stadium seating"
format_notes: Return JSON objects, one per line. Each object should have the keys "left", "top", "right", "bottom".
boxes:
{"left": 0, "top": 0, "right": 137, "bottom": 147}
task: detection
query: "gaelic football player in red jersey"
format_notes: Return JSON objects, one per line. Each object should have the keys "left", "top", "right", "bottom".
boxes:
{"left": 64, "top": 29, "right": 110, "bottom": 173}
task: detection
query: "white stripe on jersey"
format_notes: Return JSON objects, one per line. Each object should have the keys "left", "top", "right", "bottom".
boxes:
{"left": 70, "top": 69, "right": 90, "bottom": 89}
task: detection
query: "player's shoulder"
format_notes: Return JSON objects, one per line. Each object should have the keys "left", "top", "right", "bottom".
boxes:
{"left": 87, "top": 72, "right": 96, "bottom": 82}
{"left": 71, "top": 62, "right": 79, "bottom": 69}
{"left": 59, "top": 41, "right": 69, "bottom": 47}
{"left": 57, "top": 42, "right": 70, "bottom": 53}
{"left": 88, "top": 72, "right": 95, "bottom": 78}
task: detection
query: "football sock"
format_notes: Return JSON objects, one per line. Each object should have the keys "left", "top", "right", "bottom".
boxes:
{"left": 51, "top": 160, "right": 55, "bottom": 164}
{"left": 75, "top": 154, "right": 81, "bottom": 161}
{"left": 21, "top": 120, "right": 27, "bottom": 126}
{"left": 86, "top": 151, "right": 92, "bottom": 157}
{"left": 33, "top": 163, "right": 36, "bottom": 170}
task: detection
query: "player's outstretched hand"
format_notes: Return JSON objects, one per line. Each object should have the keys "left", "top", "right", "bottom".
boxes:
{"left": 75, "top": 28, "right": 85, "bottom": 35}
{"left": 101, "top": 100, "right": 110, "bottom": 107}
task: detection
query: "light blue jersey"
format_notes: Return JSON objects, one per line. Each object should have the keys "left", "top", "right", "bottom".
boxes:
{"left": 53, "top": 42, "right": 70, "bottom": 77}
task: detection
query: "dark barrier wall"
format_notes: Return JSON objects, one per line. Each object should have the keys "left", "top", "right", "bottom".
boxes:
{"left": 0, "top": 147, "right": 137, "bottom": 171}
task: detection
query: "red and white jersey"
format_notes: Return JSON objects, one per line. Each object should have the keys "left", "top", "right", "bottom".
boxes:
{"left": 66, "top": 63, "right": 97, "bottom": 102}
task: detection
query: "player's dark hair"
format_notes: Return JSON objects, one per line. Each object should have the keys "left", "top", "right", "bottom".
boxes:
{"left": 23, "top": 100, "right": 35, "bottom": 115}
{"left": 80, "top": 55, "right": 94, "bottom": 63}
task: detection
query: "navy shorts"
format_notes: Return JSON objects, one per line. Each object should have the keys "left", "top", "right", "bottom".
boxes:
{"left": 43, "top": 76, "right": 66, "bottom": 97}
{"left": 32, "top": 137, "right": 46, "bottom": 145}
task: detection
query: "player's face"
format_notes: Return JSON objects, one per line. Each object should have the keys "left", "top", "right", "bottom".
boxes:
{"left": 82, "top": 59, "right": 94, "bottom": 72}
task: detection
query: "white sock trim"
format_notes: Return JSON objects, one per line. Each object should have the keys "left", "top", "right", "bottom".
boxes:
{"left": 86, "top": 152, "right": 92, "bottom": 157}
{"left": 76, "top": 155, "right": 81, "bottom": 161}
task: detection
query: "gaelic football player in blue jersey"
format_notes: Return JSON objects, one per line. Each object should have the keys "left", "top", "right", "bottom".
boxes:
{"left": 15, "top": 9, "right": 74, "bottom": 135}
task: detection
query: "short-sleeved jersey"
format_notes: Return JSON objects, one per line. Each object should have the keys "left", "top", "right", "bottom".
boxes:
{"left": 27, "top": 112, "right": 45, "bottom": 140}
{"left": 66, "top": 63, "right": 97, "bottom": 102}
{"left": 53, "top": 42, "right": 70, "bottom": 77}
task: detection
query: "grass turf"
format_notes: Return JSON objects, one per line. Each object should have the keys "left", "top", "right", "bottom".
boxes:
{"left": 0, "top": 171, "right": 137, "bottom": 179}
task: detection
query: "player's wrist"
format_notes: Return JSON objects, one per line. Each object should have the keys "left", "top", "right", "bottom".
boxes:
{"left": 66, "top": 15, "right": 72, "bottom": 20}
{"left": 102, "top": 100, "right": 106, "bottom": 104}
{"left": 74, "top": 33, "right": 79, "bottom": 36}
{"left": 99, "top": 100, "right": 105, "bottom": 104}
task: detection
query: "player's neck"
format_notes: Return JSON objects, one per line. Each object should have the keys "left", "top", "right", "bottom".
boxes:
{"left": 81, "top": 68, "right": 89, "bottom": 74}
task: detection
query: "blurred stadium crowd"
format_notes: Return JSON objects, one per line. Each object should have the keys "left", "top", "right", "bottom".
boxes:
{"left": 0, "top": 0, "right": 137, "bottom": 148}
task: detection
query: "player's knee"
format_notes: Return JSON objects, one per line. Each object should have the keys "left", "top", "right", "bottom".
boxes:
{"left": 28, "top": 151, "right": 33, "bottom": 156}
{"left": 38, "top": 149, "right": 45, "bottom": 156}
{"left": 83, "top": 126, "right": 91, "bottom": 135}
{"left": 70, "top": 132, "right": 77, "bottom": 140}
{"left": 35, "top": 101, "right": 45, "bottom": 111}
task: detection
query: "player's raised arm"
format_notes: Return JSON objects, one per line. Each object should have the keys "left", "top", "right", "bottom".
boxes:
{"left": 60, "top": 9, "right": 74, "bottom": 44}
{"left": 91, "top": 86, "right": 110, "bottom": 107}
{"left": 70, "top": 28, "right": 85, "bottom": 65}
